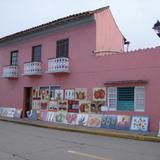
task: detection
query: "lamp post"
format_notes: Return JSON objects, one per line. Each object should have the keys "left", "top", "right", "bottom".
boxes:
{"left": 153, "top": 20, "right": 160, "bottom": 38}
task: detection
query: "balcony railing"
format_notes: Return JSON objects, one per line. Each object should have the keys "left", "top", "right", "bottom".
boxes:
{"left": 2, "top": 65, "right": 18, "bottom": 78}
{"left": 48, "top": 57, "right": 70, "bottom": 73}
{"left": 24, "top": 61, "right": 42, "bottom": 75}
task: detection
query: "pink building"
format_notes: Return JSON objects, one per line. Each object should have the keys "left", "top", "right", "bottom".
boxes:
{"left": 0, "top": 6, "right": 160, "bottom": 132}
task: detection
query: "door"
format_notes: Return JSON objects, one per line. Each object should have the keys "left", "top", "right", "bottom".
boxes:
{"left": 23, "top": 87, "right": 32, "bottom": 118}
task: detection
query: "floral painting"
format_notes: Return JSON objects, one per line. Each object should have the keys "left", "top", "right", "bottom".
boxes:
{"left": 55, "top": 89, "right": 64, "bottom": 101}
{"left": 76, "top": 114, "right": 89, "bottom": 126}
{"left": 93, "top": 88, "right": 106, "bottom": 101}
{"left": 65, "top": 113, "right": 78, "bottom": 125}
{"left": 75, "top": 88, "right": 87, "bottom": 101}
{"left": 55, "top": 112, "right": 67, "bottom": 123}
{"left": 130, "top": 116, "right": 149, "bottom": 132}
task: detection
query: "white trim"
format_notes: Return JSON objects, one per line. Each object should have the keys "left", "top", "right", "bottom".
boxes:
{"left": 108, "top": 87, "right": 117, "bottom": 111}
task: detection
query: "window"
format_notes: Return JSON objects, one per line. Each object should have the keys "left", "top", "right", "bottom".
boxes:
{"left": 108, "top": 86, "right": 145, "bottom": 112}
{"left": 10, "top": 51, "right": 18, "bottom": 65}
{"left": 32, "top": 45, "right": 41, "bottom": 62}
{"left": 56, "top": 39, "right": 69, "bottom": 58}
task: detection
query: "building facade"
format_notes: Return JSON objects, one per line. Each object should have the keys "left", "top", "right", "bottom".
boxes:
{"left": 0, "top": 6, "right": 160, "bottom": 132}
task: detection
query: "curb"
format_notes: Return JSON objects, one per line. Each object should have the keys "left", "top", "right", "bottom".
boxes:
{"left": 1, "top": 118, "right": 160, "bottom": 142}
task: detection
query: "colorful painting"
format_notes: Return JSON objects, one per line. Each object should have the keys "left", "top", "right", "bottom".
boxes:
{"left": 58, "top": 100, "right": 68, "bottom": 112}
{"left": 27, "top": 110, "right": 38, "bottom": 120}
{"left": 46, "top": 111, "right": 56, "bottom": 122}
{"left": 32, "top": 100, "right": 40, "bottom": 110}
{"left": 48, "top": 100, "right": 58, "bottom": 111}
{"left": 93, "top": 88, "right": 106, "bottom": 101}
{"left": 158, "top": 121, "right": 160, "bottom": 137}
{"left": 65, "top": 89, "right": 75, "bottom": 100}
{"left": 0, "top": 108, "right": 17, "bottom": 118}
{"left": 40, "top": 110, "right": 48, "bottom": 121}
{"left": 14, "top": 109, "right": 22, "bottom": 118}
{"left": 68, "top": 100, "right": 79, "bottom": 113}
{"left": 75, "top": 88, "right": 87, "bottom": 101}
{"left": 55, "top": 89, "right": 64, "bottom": 101}
{"left": 76, "top": 114, "right": 89, "bottom": 126}
{"left": 130, "top": 116, "right": 149, "bottom": 132}
{"left": 79, "top": 101, "right": 91, "bottom": 113}
{"left": 32, "top": 88, "right": 40, "bottom": 99}
{"left": 65, "top": 113, "right": 78, "bottom": 125}
{"left": 55, "top": 112, "right": 67, "bottom": 123}
{"left": 116, "top": 115, "right": 131, "bottom": 130}
{"left": 87, "top": 114, "right": 102, "bottom": 128}
{"left": 90, "top": 102, "right": 104, "bottom": 113}
{"left": 101, "top": 115, "right": 117, "bottom": 129}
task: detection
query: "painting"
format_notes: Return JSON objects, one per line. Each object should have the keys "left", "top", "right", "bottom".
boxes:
{"left": 27, "top": 110, "right": 38, "bottom": 120}
{"left": 79, "top": 101, "right": 91, "bottom": 113}
{"left": 46, "top": 111, "right": 56, "bottom": 122}
{"left": 87, "top": 114, "right": 102, "bottom": 128}
{"left": 101, "top": 115, "right": 117, "bottom": 129}
{"left": 65, "top": 89, "right": 75, "bottom": 100}
{"left": 32, "top": 100, "right": 40, "bottom": 110}
{"left": 116, "top": 115, "right": 131, "bottom": 130}
{"left": 65, "top": 113, "right": 78, "bottom": 125}
{"left": 76, "top": 114, "right": 89, "bottom": 126}
{"left": 14, "top": 109, "right": 22, "bottom": 118}
{"left": 68, "top": 100, "right": 79, "bottom": 113}
{"left": 130, "top": 116, "right": 149, "bottom": 132}
{"left": 75, "top": 88, "right": 87, "bottom": 101}
{"left": 55, "top": 89, "right": 64, "bottom": 101}
{"left": 93, "top": 88, "right": 106, "bottom": 101}
{"left": 32, "top": 88, "right": 40, "bottom": 99}
{"left": 158, "top": 121, "right": 160, "bottom": 137}
{"left": 48, "top": 100, "right": 58, "bottom": 111}
{"left": 58, "top": 100, "right": 68, "bottom": 112}
{"left": 55, "top": 112, "right": 67, "bottom": 123}
{"left": 40, "top": 110, "right": 48, "bottom": 121}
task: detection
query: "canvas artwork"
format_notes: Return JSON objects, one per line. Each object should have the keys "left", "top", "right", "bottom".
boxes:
{"left": 55, "top": 89, "right": 64, "bottom": 101}
{"left": 75, "top": 88, "right": 87, "bottom": 101}
{"left": 93, "top": 88, "right": 106, "bottom": 101}
{"left": 32, "top": 88, "right": 40, "bottom": 99}
{"left": 116, "top": 115, "right": 131, "bottom": 130}
{"left": 40, "top": 110, "right": 48, "bottom": 121}
{"left": 55, "top": 112, "right": 67, "bottom": 123}
{"left": 76, "top": 113, "right": 89, "bottom": 126}
{"left": 65, "top": 89, "right": 75, "bottom": 100}
{"left": 32, "top": 100, "right": 40, "bottom": 110}
{"left": 27, "top": 110, "right": 38, "bottom": 120}
{"left": 48, "top": 100, "right": 58, "bottom": 111}
{"left": 65, "top": 113, "right": 78, "bottom": 125}
{"left": 46, "top": 111, "right": 56, "bottom": 122}
{"left": 87, "top": 114, "right": 102, "bottom": 128}
{"left": 79, "top": 101, "right": 91, "bottom": 113}
{"left": 130, "top": 116, "right": 149, "bottom": 132}
{"left": 58, "top": 100, "right": 68, "bottom": 112}
{"left": 68, "top": 100, "right": 79, "bottom": 113}
{"left": 101, "top": 115, "right": 117, "bottom": 129}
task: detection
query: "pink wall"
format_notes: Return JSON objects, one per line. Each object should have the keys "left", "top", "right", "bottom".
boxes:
{"left": 95, "top": 8, "right": 124, "bottom": 53}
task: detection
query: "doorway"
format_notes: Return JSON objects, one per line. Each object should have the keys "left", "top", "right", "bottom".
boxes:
{"left": 23, "top": 87, "right": 32, "bottom": 118}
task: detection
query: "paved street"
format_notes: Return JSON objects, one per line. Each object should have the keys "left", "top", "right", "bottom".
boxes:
{"left": 0, "top": 121, "right": 160, "bottom": 160}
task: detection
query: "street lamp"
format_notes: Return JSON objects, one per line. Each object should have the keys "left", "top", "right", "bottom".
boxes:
{"left": 153, "top": 20, "right": 160, "bottom": 38}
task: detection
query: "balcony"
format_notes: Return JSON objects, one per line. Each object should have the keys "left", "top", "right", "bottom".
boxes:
{"left": 47, "top": 57, "right": 70, "bottom": 73}
{"left": 2, "top": 65, "right": 18, "bottom": 78}
{"left": 23, "top": 61, "right": 42, "bottom": 76}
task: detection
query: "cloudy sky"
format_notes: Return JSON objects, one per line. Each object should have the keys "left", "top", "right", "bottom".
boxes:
{"left": 0, "top": 0, "right": 159, "bottom": 50}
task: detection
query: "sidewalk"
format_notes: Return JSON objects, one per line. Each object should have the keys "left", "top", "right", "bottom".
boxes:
{"left": 0, "top": 117, "right": 160, "bottom": 142}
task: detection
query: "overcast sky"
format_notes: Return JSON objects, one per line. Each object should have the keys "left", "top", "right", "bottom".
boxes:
{"left": 0, "top": 0, "right": 159, "bottom": 50}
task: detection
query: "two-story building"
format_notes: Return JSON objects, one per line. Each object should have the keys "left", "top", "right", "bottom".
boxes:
{"left": 0, "top": 6, "right": 160, "bottom": 132}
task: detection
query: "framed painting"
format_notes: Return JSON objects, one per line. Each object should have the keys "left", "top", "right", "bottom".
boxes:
{"left": 93, "top": 88, "right": 106, "bottom": 101}
{"left": 75, "top": 88, "right": 87, "bottom": 101}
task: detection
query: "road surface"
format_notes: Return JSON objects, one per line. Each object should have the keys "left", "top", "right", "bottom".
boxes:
{"left": 0, "top": 121, "right": 160, "bottom": 160}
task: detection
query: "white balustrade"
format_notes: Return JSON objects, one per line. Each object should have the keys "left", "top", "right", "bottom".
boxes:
{"left": 24, "top": 61, "right": 42, "bottom": 75}
{"left": 48, "top": 57, "right": 70, "bottom": 73}
{"left": 3, "top": 65, "right": 18, "bottom": 78}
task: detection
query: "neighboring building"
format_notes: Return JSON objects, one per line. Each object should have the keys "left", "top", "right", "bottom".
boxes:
{"left": 0, "top": 6, "right": 160, "bottom": 132}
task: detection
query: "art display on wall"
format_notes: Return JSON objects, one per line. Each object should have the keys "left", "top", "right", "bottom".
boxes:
{"left": 46, "top": 111, "right": 55, "bottom": 122}
{"left": 79, "top": 101, "right": 91, "bottom": 113}
{"left": 58, "top": 100, "right": 68, "bottom": 112}
{"left": 116, "top": 115, "right": 131, "bottom": 130}
{"left": 93, "top": 88, "right": 106, "bottom": 101}
{"left": 75, "top": 88, "right": 87, "bottom": 101}
{"left": 32, "top": 88, "right": 40, "bottom": 99}
{"left": 101, "top": 115, "right": 117, "bottom": 129}
{"left": 65, "top": 113, "right": 78, "bottom": 125}
{"left": 130, "top": 116, "right": 149, "bottom": 132}
{"left": 76, "top": 113, "right": 88, "bottom": 126}
{"left": 87, "top": 114, "right": 102, "bottom": 127}
{"left": 48, "top": 100, "right": 58, "bottom": 111}
{"left": 27, "top": 110, "right": 38, "bottom": 120}
{"left": 68, "top": 100, "right": 79, "bottom": 113}
{"left": 158, "top": 121, "right": 160, "bottom": 137}
{"left": 55, "top": 89, "right": 64, "bottom": 101}
{"left": 90, "top": 102, "right": 104, "bottom": 113}
{"left": 65, "top": 89, "right": 75, "bottom": 100}
{"left": 55, "top": 112, "right": 67, "bottom": 123}
{"left": 40, "top": 110, "right": 48, "bottom": 121}
{"left": 32, "top": 100, "right": 40, "bottom": 110}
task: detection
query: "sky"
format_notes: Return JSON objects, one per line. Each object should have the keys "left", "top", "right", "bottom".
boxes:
{"left": 0, "top": 0, "right": 159, "bottom": 50}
